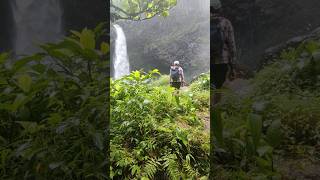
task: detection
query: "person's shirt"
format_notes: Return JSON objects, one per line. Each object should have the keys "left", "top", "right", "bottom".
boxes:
{"left": 211, "top": 16, "right": 236, "bottom": 65}
{"left": 170, "top": 65, "right": 184, "bottom": 82}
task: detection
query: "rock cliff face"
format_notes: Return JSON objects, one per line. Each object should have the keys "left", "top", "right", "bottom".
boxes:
{"left": 0, "top": 0, "right": 108, "bottom": 53}
{"left": 0, "top": 0, "right": 14, "bottom": 52}
{"left": 223, "top": 0, "right": 320, "bottom": 69}
{"left": 61, "top": 0, "right": 108, "bottom": 34}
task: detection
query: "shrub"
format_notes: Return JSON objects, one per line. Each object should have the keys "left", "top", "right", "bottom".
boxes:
{"left": 151, "top": 74, "right": 170, "bottom": 87}
{"left": 190, "top": 72, "right": 210, "bottom": 92}
{"left": 210, "top": 40, "right": 320, "bottom": 179}
{"left": 110, "top": 70, "right": 209, "bottom": 179}
{"left": 0, "top": 24, "right": 109, "bottom": 179}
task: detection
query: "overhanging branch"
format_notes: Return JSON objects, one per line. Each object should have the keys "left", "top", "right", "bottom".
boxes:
{"left": 111, "top": 3, "right": 176, "bottom": 22}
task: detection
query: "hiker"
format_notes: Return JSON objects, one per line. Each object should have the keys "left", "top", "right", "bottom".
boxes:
{"left": 170, "top": 61, "right": 185, "bottom": 90}
{"left": 210, "top": 0, "right": 237, "bottom": 105}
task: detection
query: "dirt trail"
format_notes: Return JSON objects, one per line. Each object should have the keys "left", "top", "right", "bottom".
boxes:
{"left": 276, "top": 158, "right": 320, "bottom": 180}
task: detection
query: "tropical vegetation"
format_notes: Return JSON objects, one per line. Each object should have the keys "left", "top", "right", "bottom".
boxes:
{"left": 110, "top": 71, "right": 210, "bottom": 179}
{"left": 0, "top": 24, "right": 109, "bottom": 179}
{"left": 210, "top": 40, "right": 320, "bottom": 179}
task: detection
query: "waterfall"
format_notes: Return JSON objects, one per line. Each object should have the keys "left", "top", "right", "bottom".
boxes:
{"left": 113, "top": 24, "right": 130, "bottom": 79}
{"left": 11, "top": 0, "right": 63, "bottom": 56}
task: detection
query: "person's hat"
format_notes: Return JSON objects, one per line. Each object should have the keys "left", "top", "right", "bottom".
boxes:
{"left": 174, "top": 61, "right": 179, "bottom": 65}
{"left": 211, "top": 0, "right": 222, "bottom": 9}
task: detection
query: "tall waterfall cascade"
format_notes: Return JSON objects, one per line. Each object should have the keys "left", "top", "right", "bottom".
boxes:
{"left": 11, "top": 0, "right": 63, "bottom": 55}
{"left": 113, "top": 24, "right": 130, "bottom": 79}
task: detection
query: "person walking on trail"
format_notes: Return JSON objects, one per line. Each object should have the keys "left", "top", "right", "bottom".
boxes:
{"left": 210, "top": 0, "right": 237, "bottom": 105}
{"left": 170, "top": 61, "right": 185, "bottom": 90}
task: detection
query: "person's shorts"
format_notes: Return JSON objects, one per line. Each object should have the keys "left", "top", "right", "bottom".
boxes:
{"left": 171, "top": 82, "right": 182, "bottom": 89}
{"left": 211, "top": 64, "right": 229, "bottom": 89}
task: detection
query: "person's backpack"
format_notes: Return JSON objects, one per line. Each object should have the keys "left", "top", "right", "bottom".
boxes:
{"left": 211, "top": 18, "right": 224, "bottom": 60}
{"left": 171, "top": 67, "right": 180, "bottom": 82}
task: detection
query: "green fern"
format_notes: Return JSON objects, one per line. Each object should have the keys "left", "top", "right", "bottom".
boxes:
{"left": 111, "top": 69, "right": 210, "bottom": 178}
{"left": 183, "top": 161, "right": 199, "bottom": 178}
{"left": 182, "top": 154, "right": 199, "bottom": 178}
{"left": 142, "top": 158, "right": 159, "bottom": 179}
{"left": 162, "top": 154, "right": 182, "bottom": 179}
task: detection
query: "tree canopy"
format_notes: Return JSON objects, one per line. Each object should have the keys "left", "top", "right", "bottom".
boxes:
{"left": 111, "top": 0, "right": 177, "bottom": 21}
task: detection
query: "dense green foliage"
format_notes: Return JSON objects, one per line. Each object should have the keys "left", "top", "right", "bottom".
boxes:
{"left": 0, "top": 25, "right": 109, "bottom": 179}
{"left": 111, "top": 0, "right": 177, "bottom": 21}
{"left": 210, "top": 40, "right": 320, "bottom": 179}
{"left": 1, "top": 12, "right": 319, "bottom": 179}
{"left": 190, "top": 72, "right": 210, "bottom": 92}
{"left": 110, "top": 71, "right": 210, "bottom": 179}
{"left": 252, "top": 41, "right": 320, "bottom": 148}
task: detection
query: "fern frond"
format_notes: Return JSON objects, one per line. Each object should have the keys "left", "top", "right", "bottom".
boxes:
{"left": 183, "top": 160, "right": 199, "bottom": 178}
{"left": 162, "top": 154, "right": 182, "bottom": 180}
{"left": 142, "top": 158, "right": 159, "bottom": 179}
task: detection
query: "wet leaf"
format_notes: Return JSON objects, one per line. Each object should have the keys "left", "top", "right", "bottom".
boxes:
{"left": 49, "top": 161, "right": 64, "bottom": 170}
{"left": 101, "top": 42, "right": 110, "bottom": 55}
{"left": 16, "top": 121, "right": 39, "bottom": 134}
{"left": 80, "top": 28, "right": 95, "bottom": 50}
{"left": 266, "top": 120, "right": 282, "bottom": 148}
{"left": 257, "top": 146, "right": 273, "bottom": 157}
{"left": 162, "top": 11, "right": 169, "bottom": 17}
{"left": 17, "top": 74, "right": 32, "bottom": 93}
{"left": 248, "top": 113, "right": 262, "bottom": 150}
{"left": 93, "top": 133, "right": 104, "bottom": 150}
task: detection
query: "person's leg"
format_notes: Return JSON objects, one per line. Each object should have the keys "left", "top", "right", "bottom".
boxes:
{"left": 171, "top": 82, "right": 181, "bottom": 96}
{"left": 212, "top": 64, "right": 228, "bottom": 105}
{"left": 171, "top": 82, "right": 181, "bottom": 89}
{"left": 171, "top": 82, "right": 182, "bottom": 106}
{"left": 177, "top": 82, "right": 181, "bottom": 89}
{"left": 176, "top": 82, "right": 181, "bottom": 95}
